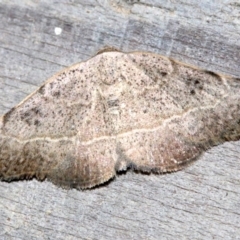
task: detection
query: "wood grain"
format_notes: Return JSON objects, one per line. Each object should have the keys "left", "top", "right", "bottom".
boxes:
{"left": 0, "top": 1, "right": 240, "bottom": 239}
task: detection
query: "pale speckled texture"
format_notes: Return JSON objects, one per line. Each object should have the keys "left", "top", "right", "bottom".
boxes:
{"left": 1, "top": 51, "right": 240, "bottom": 189}
{"left": 0, "top": 1, "right": 240, "bottom": 239}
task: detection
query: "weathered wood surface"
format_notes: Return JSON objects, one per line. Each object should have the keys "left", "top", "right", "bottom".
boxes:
{"left": 0, "top": 0, "right": 240, "bottom": 239}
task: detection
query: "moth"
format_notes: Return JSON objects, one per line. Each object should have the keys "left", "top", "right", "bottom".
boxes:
{"left": 0, "top": 50, "right": 240, "bottom": 189}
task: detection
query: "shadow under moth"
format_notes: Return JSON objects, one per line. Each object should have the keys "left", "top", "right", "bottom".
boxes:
{"left": 0, "top": 50, "right": 240, "bottom": 189}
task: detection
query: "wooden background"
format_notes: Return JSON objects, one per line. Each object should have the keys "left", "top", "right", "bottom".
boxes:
{"left": 0, "top": 0, "right": 240, "bottom": 239}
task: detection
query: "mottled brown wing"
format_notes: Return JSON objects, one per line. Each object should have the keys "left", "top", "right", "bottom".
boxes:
{"left": 0, "top": 51, "right": 240, "bottom": 189}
